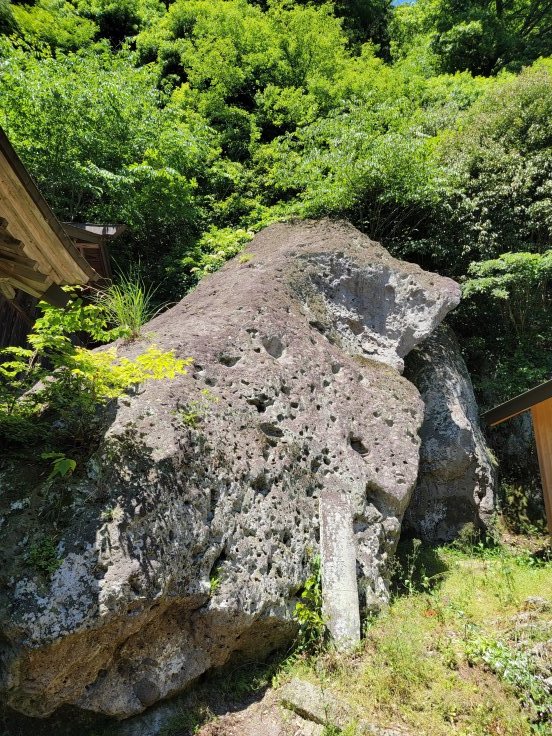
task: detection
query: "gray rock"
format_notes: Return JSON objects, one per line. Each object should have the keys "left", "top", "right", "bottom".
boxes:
{"left": 524, "top": 597, "right": 551, "bottom": 613}
{"left": 403, "top": 325, "right": 495, "bottom": 542}
{"left": 0, "top": 219, "right": 460, "bottom": 720}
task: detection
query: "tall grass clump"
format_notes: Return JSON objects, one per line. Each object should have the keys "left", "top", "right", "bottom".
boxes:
{"left": 95, "top": 270, "right": 163, "bottom": 340}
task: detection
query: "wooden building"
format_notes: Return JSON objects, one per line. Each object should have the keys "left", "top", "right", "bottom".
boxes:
{"left": 0, "top": 128, "right": 97, "bottom": 307}
{"left": 62, "top": 222, "right": 126, "bottom": 281}
{"left": 0, "top": 128, "right": 124, "bottom": 348}
{"left": 483, "top": 380, "right": 552, "bottom": 533}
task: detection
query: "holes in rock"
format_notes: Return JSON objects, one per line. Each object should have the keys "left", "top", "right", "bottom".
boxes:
{"left": 251, "top": 473, "right": 270, "bottom": 496}
{"left": 349, "top": 436, "right": 369, "bottom": 457}
{"left": 385, "top": 418, "right": 394, "bottom": 427}
{"left": 210, "top": 550, "right": 226, "bottom": 581}
{"left": 218, "top": 354, "right": 241, "bottom": 367}
{"left": 345, "top": 318, "right": 364, "bottom": 336}
{"left": 259, "top": 422, "right": 284, "bottom": 438}
{"left": 247, "top": 395, "right": 275, "bottom": 413}
{"left": 261, "top": 335, "right": 285, "bottom": 359}
{"left": 309, "top": 320, "right": 326, "bottom": 334}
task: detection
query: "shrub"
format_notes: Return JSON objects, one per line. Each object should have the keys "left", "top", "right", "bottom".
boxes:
{"left": 0, "top": 293, "right": 190, "bottom": 447}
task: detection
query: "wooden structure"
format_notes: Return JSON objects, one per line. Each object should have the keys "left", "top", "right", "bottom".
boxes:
{"left": 63, "top": 222, "right": 126, "bottom": 281}
{"left": 0, "top": 127, "right": 97, "bottom": 307}
{"left": 0, "top": 128, "right": 125, "bottom": 349}
{"left": 483, "top": 379, "right": 552, "bottom": 532}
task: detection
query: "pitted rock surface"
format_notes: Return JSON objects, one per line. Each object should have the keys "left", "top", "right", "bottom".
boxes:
{"left": 403, "top": 325, "right": 495, "bottom": 541}
{"left": 0, "top": 219, "right": 461, "bottom": 721}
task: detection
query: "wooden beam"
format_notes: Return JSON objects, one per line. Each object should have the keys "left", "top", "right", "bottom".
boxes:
{"left": 0, "top": 278, "right": 16, "bottom": 300}
{"left": 0, "top": 247, "right": 32, "bottom": 266}
{"left": 0, "top": 258, "right": 48, "bottom": 283}
{"left": 0, "top": 231, "right": 22, "bottom": 249}
{"left": 0, "top": 270, "right": 47, "bottom": 298}
{"left": 483, "top": 379, "right": 552, "bottom": 426}
{"left": 531, "top": 397, "right": 552, "bottom": 534}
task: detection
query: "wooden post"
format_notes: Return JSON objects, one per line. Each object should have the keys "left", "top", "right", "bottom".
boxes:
{"left": 531, "top": 397, "right": 552, "bottom": 534}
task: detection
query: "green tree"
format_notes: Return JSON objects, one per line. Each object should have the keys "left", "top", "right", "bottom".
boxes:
{"left": 392, "top": 0, "right": 552, "bottom": 74}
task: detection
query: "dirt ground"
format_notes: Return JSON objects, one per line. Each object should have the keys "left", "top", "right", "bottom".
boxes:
{"left": 196, "top": 690, "right": 322, "bottom": 736}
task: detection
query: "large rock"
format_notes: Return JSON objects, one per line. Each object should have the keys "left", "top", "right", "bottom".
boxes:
{"left": 0, "top": 220, "right": 460, "bottom": 721}
{"left": 403, "top": 325, "right": 495, "bottom": 542}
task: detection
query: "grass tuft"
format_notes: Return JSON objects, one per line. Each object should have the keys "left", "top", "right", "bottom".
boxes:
{"left": 94, "top": 269, "right": 164, "bottom": 340}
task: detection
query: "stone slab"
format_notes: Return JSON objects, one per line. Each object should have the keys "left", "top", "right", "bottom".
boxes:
{"left": 319, "top": 489, "right": 360, "bottom": 651}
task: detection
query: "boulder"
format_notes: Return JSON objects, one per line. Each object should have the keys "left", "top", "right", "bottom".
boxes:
{"left": 403, "top": 325, "right": 495, "bottom": 542}
{"left": 0, "top": 220, "right": 460, "bottom": 721}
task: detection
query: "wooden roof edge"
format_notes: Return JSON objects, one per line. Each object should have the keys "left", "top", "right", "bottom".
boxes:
{"left": 62, "top": 222, "right": 127, "bottom": 243}
{"left": 0, "top": 127, "right": 98, "bottom": 282}
{"left": 482, "top": 379, "right": 552, "bottom": 426}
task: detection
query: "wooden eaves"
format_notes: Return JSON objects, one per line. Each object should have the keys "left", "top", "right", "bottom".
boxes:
{"left": 482, "top": 379, "right": 552, "bottom": 426}
{"left": 483, "top": 379, "right": 552, "bottom": 534}
{"left": 0, "top": 127, "right": 98, "bottom": 307}
{"left": 62, "top": 222, "right": 127, "bottom": 281}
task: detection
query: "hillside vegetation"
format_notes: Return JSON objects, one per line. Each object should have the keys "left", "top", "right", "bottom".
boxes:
{"left": 0, "top": 1, "right": 551, "bottom": 499}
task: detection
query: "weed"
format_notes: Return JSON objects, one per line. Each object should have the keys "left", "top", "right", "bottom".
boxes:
{"left": 94, "top": 269, "right": 163, "bottom": 341}
{"left": 159, "top": 704, "right": 215, "bottom": 735}
{"left": 209, "top": 570, "right": 221, "bottom": 593}
{"left": 238, "top": 252, "right": 254, "bottom": 264}
{"left": 465, "top": 635, "right": 551, "bottom": 729}
{"left": 176, "top": 388, "right": 219, "bottom": 428}
{"left": 41, "top": 451, "right": 76, "bottom": 481}
{"left": 391, "top": 538, "right": 447, "bottom": 596}
{"left": 293, "top": 555, "right": 325, "bottom": 653}
{"left": 26, "top": 535, "right": 62, "bottom": 575}
{"left": 100, "top": 505, "right": 122, "bottom": 523}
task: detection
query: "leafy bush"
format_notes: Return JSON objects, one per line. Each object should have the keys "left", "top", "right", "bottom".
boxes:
{"left": 0, "top": 294, "right": 190, "bottom": 447}
{"left": 293, "top": 555, "right": 325, "bottom": 653}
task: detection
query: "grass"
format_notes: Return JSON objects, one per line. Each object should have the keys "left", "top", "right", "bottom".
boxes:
{"left": 79, "top": 533, "right": 552, "bottom": 736}
{"left": 95, "top": 269, "right": 163, "bottom": 340}
{"left": 276, "top": 535, "right": 552, "bottom": 736}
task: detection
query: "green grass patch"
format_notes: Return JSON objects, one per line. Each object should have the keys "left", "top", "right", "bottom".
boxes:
{"left": 278, "top": 538, "right": 552, "bottom": 736}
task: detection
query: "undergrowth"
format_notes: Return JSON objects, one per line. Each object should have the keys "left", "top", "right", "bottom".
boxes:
{"left": 279, "top": 533, "right": 552, "bottom": 736}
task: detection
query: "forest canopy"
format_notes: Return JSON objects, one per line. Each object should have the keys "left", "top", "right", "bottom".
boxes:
{"left": 0, "top": 0, "right": 551, "bottom": 412}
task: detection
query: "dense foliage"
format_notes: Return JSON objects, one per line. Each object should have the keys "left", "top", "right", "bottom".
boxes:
{"left": 0, "top": 0, "right": 550, "bottom": 416}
